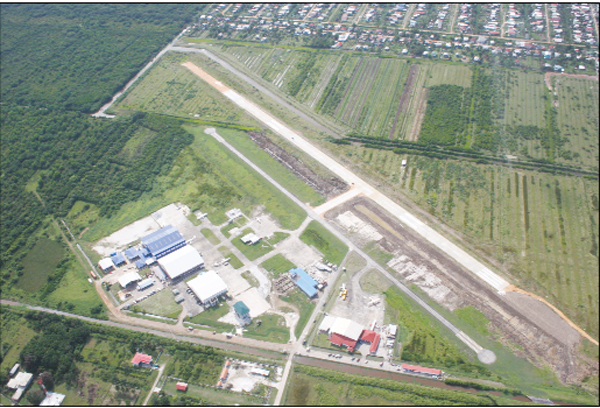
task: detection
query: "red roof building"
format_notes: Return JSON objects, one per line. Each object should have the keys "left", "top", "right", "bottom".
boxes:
{"left": 329, "top": 332, "right": 358, "bottom": 352}
{"left": 400, "top": 363, "right": 442, "bottom": 377}
{"left": 359, "top": 330, "right": 381, "bottom": 354}
{"left": 131, "top": 352, "right": 153, "bottom": 367}
{"left": 175, "top": 382, "right": 188, "bottom": 392}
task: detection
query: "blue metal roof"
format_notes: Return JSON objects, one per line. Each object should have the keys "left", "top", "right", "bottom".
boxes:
{"left": 141, "top": 226, "right": 185, "bottom": 258}
{"left": 290, "top": 268, "right": 318, "bottom": 298}
{"left": 111, "top": 253, "right": 126, "bottom": 266}
{"left": 135, "top": 259, "right": 147, "bottom": 269}
{"left": 124, "top": 247, "right": 142, "bottom": 261}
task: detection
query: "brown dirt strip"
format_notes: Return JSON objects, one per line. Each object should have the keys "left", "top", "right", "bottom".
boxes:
{"left": 544, "top": 72, "right": 599, "bottom": 92}
{"left": 389, "top": 64, "right": 419, "bottom": 139}
{"left": 408, "top": 87, "right": 429, "bottom": 142}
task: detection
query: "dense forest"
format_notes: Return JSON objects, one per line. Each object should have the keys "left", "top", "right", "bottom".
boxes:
{"left": 0, "top": 4, "right": 206, "bottom": 309}
{"left": 1, "top": 4, "right": 203, "bottom": 113}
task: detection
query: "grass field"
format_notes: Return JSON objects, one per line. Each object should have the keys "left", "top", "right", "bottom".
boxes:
{"left": 186, "top": 302, "right": 234, "bottom": 332}
{"left": 232, "top": 228, "right": 274, "bottom": 261}
{"left": 358, "top": 269, "right": 392, "bottom": 294}
{"left": 162, "top": 378, "right": 266, "bottom": 405}
{"left": 133, "top": 289, "right": 182, "bottom": 319}
{"left": 18, "top": 238, "right": 65, "bottom": 292}
{"left": 260, "top": 253, "right": 295, "bottom": 277}
{"left": 454, "top": 305, "right": 491, "bottom": 336}
{"left": 285, "top": 364, "right": 497, "bottom": 406}
{"left": 243, "top": 313, "right": 290, "bottom": 343}
{"left": 112, "top": 52, "right": 256, "bottom": 127}
{"left": 281, "top": 289, "right": 316, "bottom": 339}
{"left": 217, "top": 246, "right": 244, "bottom": 269}
{"left": 83, "top": 125, "right": 306, "bottom": 243}
{"left": 553, "top": 76, "right": 599, "bottom": 169}
{"left": 201, "top": 228, "right": 220, "bottom": 245}
{"left": 299, "top": 221, "right": 348, "bottom": 266}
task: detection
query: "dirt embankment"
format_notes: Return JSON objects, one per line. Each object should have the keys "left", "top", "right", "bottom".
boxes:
{"left": 248, "top": 131, "right": 348, "bottom": 199}
{"left": 324, "top": 196, "right": 598, "bottom": 386}
{"left": 389, "top": 64, "right": 419, "bottom": 139}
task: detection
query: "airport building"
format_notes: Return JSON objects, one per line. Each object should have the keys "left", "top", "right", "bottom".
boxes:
{"left": 157, "top": 245, "right": 204, "bottom": 281}
{"left": 187, "top": 270, "right": 228, "bottom": 306}
{"left": 141, "top": 225, "right": 186, "bottom": 259}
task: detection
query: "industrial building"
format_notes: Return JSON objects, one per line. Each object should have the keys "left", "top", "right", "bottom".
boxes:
{"left": 141, "top": 225, "right": 186, "bottom": 259}
{"left": 359, "top": 330, "right": 381, "bottom": 354}
{"left": 118, "top": 271, "right": 142, "bottom": 289}
{"left": 289, "top": 267, "right": 318, "bottom": 298}
{"left": 187, "top": 270, "right": 228, "bottom": 306}
{"left": 157, "top": 245, "right": 204, "bottom": 281}
{"left": 111, "top": 253, "right": 126, "bottom": 267}
{"left": 137, "top": 278, "right": 155, "bottom": 291}
{"left": 7, "top": 371, "right": 32, "bottom": 401}
{"left": 320, "top": 316, "right": 364, "bottom": 352}
{"left": 241, "top": 233, "right": 261, "bottom": 245}
{"left": 98, "top": 258, "right": 115, "bottom": 272}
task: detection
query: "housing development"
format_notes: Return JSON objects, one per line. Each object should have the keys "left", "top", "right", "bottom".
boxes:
{"left": 1, "top": 3, "right": 598, "bottom": 407}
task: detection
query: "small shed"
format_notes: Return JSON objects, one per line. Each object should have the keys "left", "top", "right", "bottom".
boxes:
{"left": 233, "top": 301, "right": 250, "bottom": 319}
{"left": 241, "top": 233, "right": 261, "bottom": 245}
{"left": 175, "top": 382, "right": 188, "bottom": 392}
{"left": 98, "top": 258, "right": 115, "bottom": 272}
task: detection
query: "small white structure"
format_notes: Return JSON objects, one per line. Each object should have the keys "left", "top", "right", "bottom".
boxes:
{"left": 118, "top": 271, "right": 142, "bottom": 288}
{"left": 250, "top": 367, "right": 270, "bottom": 377}
{"left": 187, "top": 270, "right": 228, "bottom": 306}
{"left": 9, "top": 363, "right": 19, "bottom": 377}
{"left": 241, "top": 233, "right": 261, "bottom": 245}
{"left": 158, "top": 245, "right": 204, "bottom": 280}
{"left": 226, "top": 208, "right": 243, "bottom": 220}
{"left": 315, "top": 262, "right": 332, "bottom": 272}
{"left": 388, "top": 324, "right": 398, "bottom": 337}
{"left": 40, "top": 392, "right": 66, "bottom": 406}
{"left": 98, "top": 258, "right": 115, "bottom": 272}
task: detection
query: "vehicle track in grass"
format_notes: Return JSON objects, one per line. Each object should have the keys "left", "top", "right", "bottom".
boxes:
{"left": 390, "top": 64, "right": 419, "bottom": 139}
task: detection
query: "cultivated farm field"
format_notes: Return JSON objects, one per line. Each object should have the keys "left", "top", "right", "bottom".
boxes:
{"left": 338, "top": 143, "right": 599, "bottom": 339}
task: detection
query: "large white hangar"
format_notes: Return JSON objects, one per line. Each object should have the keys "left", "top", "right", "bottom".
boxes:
{"left": 157, "top": 245, "right": 204, "bottom": 281}
{"left": 187, "top": 270, "right": 228, "bottom": 306}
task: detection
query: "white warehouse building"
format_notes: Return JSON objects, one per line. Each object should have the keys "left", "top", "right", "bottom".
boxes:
{"left": 158, "top": 245, "right": 204, "bottom": 281}
{"left": 187, "top": 270, "right": 228, "bottom": 306}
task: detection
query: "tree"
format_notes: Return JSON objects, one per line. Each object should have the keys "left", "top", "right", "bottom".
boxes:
{"left": 26, "top": 389, "right": 46, "bottom": 406}
{"left": 39, "top": 371, "right": 54, "bottom": 390}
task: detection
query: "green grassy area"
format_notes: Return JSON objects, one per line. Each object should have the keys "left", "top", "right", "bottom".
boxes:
{"left": 214, "top": 128, "right": 323, "bottom": 206}
{"left": 281, "top": 289, "right": 316, "bottom": 339}
{"left": 18, "top": 238, "right": 65, "bottom": 292}
{"left": 285, "top": 364, "right": 496, "bottom": 406}
{"left": 200, "top": 228, "right": 220, "bottom": 245}
{"left": 341, "top": 251, "right": 367, "bottom": 274}
{"left": 358, "top": 269, "right": 392, "bottom": 294}
{"left": 185, "top": 303, "right": 234, "bottom": 332}
{"left": 162, "top": 378, "right": 265, "bottom": 405}
{"left": 132, "top": 289, "right": 183, "bottom": 319}
{"left": 265, "top": 231, "right": 290, "bottom": 246}
{"left": 0, "top": 310, "right": 38, "bottom": 375}
{"left": 260, "top": 254, "right": 295, "bottom": 277}
{"left": 299, "top": 221, "right": 348, "bottom": 266}
{"left": 241, "top": 271, "right": 259, "bottom": 288}
{"left": 46, "top": 257, "right": 107, "bottom": 318}
{"left": 64, "top": 200, "right": 100, "bottom": 239}
{"left": 217, "top": 246, "right": 244, "bottom": 269}
{"left": 243, "top": 313, "right": 290, "bottom": 344}
{"left": 221, "top": 217, "right": 248, "bottom": 238}
{"left": 454, "top": 305, "right": 491, "bottom": 336}
{"left": 231, "top": 228, "right": 274, "bottom": 261}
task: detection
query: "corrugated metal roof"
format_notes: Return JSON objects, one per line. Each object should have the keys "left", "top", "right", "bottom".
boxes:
{"left": 233, "top": 301, "right": 250, "bottom": 317}
{"left": 187, "top": 270, "right": 228, "bottom": 303}
{"left": 401, "top": 363, "right": 441, "bottom": 375}
{"left": 137, "top": 278, "right": 154, "bottom": 290}
{"left": 142, "top": 225, "right": 185, "bottom": 257}
{"left": 290, "top": 267, "right": 318, "bottom": 298}
{"left": 118, "top": 271, "right": 142, "bottom": 288}
{"left": 157, "top": 245, "right": 203, "bottom": 279}
{"left": 331, "top": 317, "right": 363, "bottom": 341}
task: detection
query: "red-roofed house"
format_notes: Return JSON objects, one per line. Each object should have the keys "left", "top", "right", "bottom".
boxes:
{"left": 131, "top": 352, "right": 153, "bottom": 367}
{"left": 400, "top": 363, "right": 442, "bottom": 378}
{"left": 176, "top": 382, "right": 188, "bottom": 392}
{"left": 329, "top": 332, "right": 358, "bottom": 352}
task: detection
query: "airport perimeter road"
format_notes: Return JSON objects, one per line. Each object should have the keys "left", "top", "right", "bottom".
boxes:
{"left": 185, "top": 59, "right": 510, "bottom": 294}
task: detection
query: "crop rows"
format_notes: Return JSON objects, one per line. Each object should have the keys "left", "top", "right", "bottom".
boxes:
{"left": 337, "top": 143, "right": 599, "bottom": 339}
{"left": 502, "top": 71, "right": 546, "bottom": 128}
